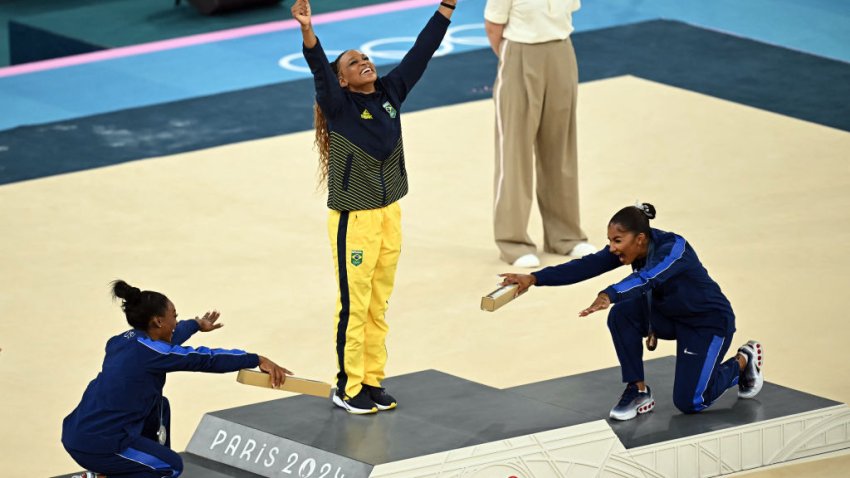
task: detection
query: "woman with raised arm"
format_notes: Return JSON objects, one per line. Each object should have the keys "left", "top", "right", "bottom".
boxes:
{"left": 500, "top": 203, "right": 764, "bottom": 421}
{"left": 62, "top": 280, "right": 291, "bottom": 478}
{"left": 291, "top": 0, "right": 456, "bottom": 414}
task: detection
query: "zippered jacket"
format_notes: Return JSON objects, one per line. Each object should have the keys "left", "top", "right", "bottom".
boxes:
{"left": 62, "top": 320, "right": 259, "bottom": 453}
{"left": 303, "top": 12, "right": 450, "bottom": 211}
{"left": 533, "top": 228, "right": 735, "bottom": 331}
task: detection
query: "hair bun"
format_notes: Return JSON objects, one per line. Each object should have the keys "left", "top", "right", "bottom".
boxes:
{"left": 639, "top": 203, "right": 656, "bottom": 220}
{"left": 111, "top": 280, "right": 142, "bottom": 303}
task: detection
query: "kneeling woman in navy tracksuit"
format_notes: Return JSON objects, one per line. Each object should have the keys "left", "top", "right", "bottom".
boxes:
{"left": 501, "top": 203, "right": 764, "bottom": 420}
{"left": 62, "top": 280, "right": 291, "bottom": 478}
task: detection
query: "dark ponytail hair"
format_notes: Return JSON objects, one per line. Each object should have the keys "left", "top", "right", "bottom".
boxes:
{"left": 111, "top": 280, "right": 169, "bottom": 330}
{"left": 609, "top": 202, "right": 656, "bottom": 237}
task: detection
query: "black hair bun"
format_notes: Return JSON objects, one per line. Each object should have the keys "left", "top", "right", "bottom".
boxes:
{"left": 111, "top": 280, "right": 142, "bottom": 303}
{"left": 639, "top": 203, "right": 656, "bottom": 220}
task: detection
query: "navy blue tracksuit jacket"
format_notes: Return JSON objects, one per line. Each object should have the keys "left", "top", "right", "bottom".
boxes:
{"left": 533, "top": 228, "right": 741, "bottom": 413}
{"left": 62, "top": 320, "right": 259, "bottom": 454}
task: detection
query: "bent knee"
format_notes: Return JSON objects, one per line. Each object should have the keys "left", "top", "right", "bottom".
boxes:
{"left": 170, "top": 458, "right": 184, "bottom": 477}
{"left": 673, "top": 396, "right": 704, "bottom": 415}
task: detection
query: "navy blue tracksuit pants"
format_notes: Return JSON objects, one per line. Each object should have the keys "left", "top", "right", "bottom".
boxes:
{"left": 608, "top": 299, "right": 740, "bottom": 413}
{"left": 65, "top": 397, "right": 182, "bottom": 477}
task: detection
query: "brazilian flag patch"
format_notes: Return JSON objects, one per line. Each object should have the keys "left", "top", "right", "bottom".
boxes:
{"left": 382, "top": 101, "right": 397, "bottom": 119}
{"left": 351, "top": 250, "right": 363, "bottom": 266}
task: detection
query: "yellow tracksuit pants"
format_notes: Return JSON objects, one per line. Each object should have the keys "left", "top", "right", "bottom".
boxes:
{"left": 327, "top": 202, "right": 401, "bottom": 398}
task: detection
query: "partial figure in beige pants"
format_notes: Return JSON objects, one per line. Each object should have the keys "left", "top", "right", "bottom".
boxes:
{"left": 485, "top": 0, "right": 595, "bottom": 267}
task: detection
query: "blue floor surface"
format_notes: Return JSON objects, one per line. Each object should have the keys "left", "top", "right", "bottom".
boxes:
{"left": 3, "top": 20, "right": 848, "bottom": 185}
{"left": 1, "top": 0, "right": 848, "bottom": 131}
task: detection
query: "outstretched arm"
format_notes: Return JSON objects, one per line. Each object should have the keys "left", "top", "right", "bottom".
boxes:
{"left": 293, "top": 0, "right": 343, "bottom": 116}
{"left": 499, "top": 273, "right": 536, "bottom": 296}
{"left": 437, "top": 0, "right": 457, "bottom": 20}
{"left": 194, "top": 310, "right": 223, "bottom": 333}
{"left": 291, "top": 0, "right": 316, "bottom": 48}
{"left": 258, "top": 356, "right": 293, "bottom": 388}
{"left": 143, "top": 340, "right": 293, "bottom": 387}
{"left": 579, "top": 292, "right": 611, "bottom": 317}
{"left": 170, "top": 319, "right": 200, "bottom": 345}
{"left": 381, "top": 2, "right": 455, "bottom": 104}
{"left": 171, "top": 311, "right": 225, "bottom": 345}
{"left": 499, "top": 248, "right": 620, "bottom": 298}
{"left": 533, "top": 248, "right": 622, "bottom": 287}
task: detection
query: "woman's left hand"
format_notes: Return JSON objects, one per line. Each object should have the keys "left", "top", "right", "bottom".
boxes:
{"left": 579, "top": 293, "right": 611, "bottom": 317}
{"left": 196, "top": 311, "right": 223, "bottom": 332}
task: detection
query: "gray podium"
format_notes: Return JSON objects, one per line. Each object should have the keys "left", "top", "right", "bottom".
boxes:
{"left": 58, "top": 357, "right": 850, "bottom": 478}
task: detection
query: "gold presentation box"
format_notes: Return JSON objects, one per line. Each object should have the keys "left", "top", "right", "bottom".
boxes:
{"left": 480, "top": 284, "right": 524, "bottom": 312}
{"left": 236, "top": 369, "right": 333, "bottom": 398}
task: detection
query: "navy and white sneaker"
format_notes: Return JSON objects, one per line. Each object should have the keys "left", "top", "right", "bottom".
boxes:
{"left": 364, "top": 384, "right": 397, "bottom": 411}
{"left": 71, "top": 473, "right": 100, "bottom": 478}
{"left": 332, "top": 388, "right": 378, "bottom": 415}
{"left": 609, "top": 384, "right": 655, "bottom": 421}
{"left": 737, "top": 340, "right": 764, "bottom": 399}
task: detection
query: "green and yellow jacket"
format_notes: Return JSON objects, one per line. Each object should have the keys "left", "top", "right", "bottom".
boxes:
{"left": 303, "top": 12, "right": 450, "bottom": 211}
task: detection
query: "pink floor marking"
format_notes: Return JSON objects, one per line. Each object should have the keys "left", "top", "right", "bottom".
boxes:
{"left": 0, "top": 0, "right": 439, "bottom": 78}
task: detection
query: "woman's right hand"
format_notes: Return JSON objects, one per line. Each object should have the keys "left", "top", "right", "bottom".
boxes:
{"left": 291, "top": 0, "right": 312, "bottom": 28}
{"left": 498, "top": 273, "right": 537, "bottom": 296}
{"left": 258, "top": 356, "right": 294, "bottom": 388}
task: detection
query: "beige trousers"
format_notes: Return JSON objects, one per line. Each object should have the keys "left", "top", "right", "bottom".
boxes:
{"left": 493, "top": 37, "right": 587, "bottom": 263}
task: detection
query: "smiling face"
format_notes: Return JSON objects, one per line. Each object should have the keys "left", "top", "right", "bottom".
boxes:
{"left": 607, "top": 223, "right": 649, "bottom": 265}
{"left": 336, "top": 50, "right": 377, "bottom": 93}
{"left": 150, "top": 300, "right": 178, "bottom": 343}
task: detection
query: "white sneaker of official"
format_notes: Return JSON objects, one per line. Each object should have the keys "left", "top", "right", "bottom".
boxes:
{"left": 512, "top": 253, "right": 541, "bottom": 268}
{"left": 569, "top": 242, "right": 598, "bottom": 258}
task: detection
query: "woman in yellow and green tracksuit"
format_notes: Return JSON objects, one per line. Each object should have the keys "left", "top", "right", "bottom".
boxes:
{"left": 292, "top": 0, "right": 456, "bottom": 414}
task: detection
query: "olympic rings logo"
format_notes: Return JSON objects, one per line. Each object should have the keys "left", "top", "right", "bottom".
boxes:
{"left": 278, "top": 23, "right": 488, "bottom": 73}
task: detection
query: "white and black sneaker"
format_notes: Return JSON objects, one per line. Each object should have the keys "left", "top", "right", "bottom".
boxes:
{"left": 332, "top": 388, "right": 378, "bottom": 415}
{"left": 71, "top": 473, "right": 100, "bottom": 478}
{"left": 364, "top": 384, "right": 397, "bottom": 411}
{"left": 738, "top": 340, "right": 764, "bottom": 399}
{"left": 609, "top": 384, "right": 655, "bottom": 421}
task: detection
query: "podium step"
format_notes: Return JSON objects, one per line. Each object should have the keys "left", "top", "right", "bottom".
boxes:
{"left": 57, "top": 357, "right": 850, "bottom": 477}
{"left": 187, "top": 369, "right": 597, "bottom": 477}
{"left": 181, "top": 452, "right": 265, "bottom": 477}
{"left": 187, "top": 357, "right": 850, "bottom": 477}
{"left": 507, "top": 355, "right": 841, "bottom": 449}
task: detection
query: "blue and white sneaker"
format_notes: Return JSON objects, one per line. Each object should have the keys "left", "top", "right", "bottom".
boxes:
{"left": 738, "top": 340, "right": 764, "bottom": 399}
{"left": 609, "top": 383, "right": 655, "bottom": 421}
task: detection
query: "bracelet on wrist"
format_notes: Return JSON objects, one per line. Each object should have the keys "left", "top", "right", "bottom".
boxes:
{"left": 440, "top": 2, "right": 456, "bottom": 10}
